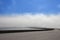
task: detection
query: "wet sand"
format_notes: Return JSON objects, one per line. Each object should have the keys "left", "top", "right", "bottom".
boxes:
{"left": 0, "top": 30, "right": 60, "bottom": 40}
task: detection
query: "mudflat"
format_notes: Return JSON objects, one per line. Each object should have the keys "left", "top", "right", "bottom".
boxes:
{"left": 0, "top": 30, "right": 60, "bottom": 40}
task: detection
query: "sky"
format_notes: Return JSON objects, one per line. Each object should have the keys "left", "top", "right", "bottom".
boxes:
{"left": 0, "top": 0, "right": 60, "bottom": 28}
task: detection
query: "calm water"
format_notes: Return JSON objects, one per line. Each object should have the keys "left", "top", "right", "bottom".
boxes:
{"left": 0, "top": 27, "right": 43, "bottom": 30}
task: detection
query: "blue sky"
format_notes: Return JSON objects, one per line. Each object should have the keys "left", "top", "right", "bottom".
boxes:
{"left": 0, "top": 0, "right": 60, "bottom": 28}
{"left": 0, "top": 0, "right": 60, "bottom": 15}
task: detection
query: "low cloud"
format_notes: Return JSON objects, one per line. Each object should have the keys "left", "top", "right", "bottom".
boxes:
{"left": 0, "top": 13, "right": 60, "bottom": 28}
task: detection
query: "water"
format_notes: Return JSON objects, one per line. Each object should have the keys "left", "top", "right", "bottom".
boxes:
{"left": 0, "top": 27, "right": 43, "bottom": 30}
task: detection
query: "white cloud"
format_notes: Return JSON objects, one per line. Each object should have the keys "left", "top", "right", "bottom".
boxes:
{"left": 0, "top": 13, "right": 60, "bottom": 28}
